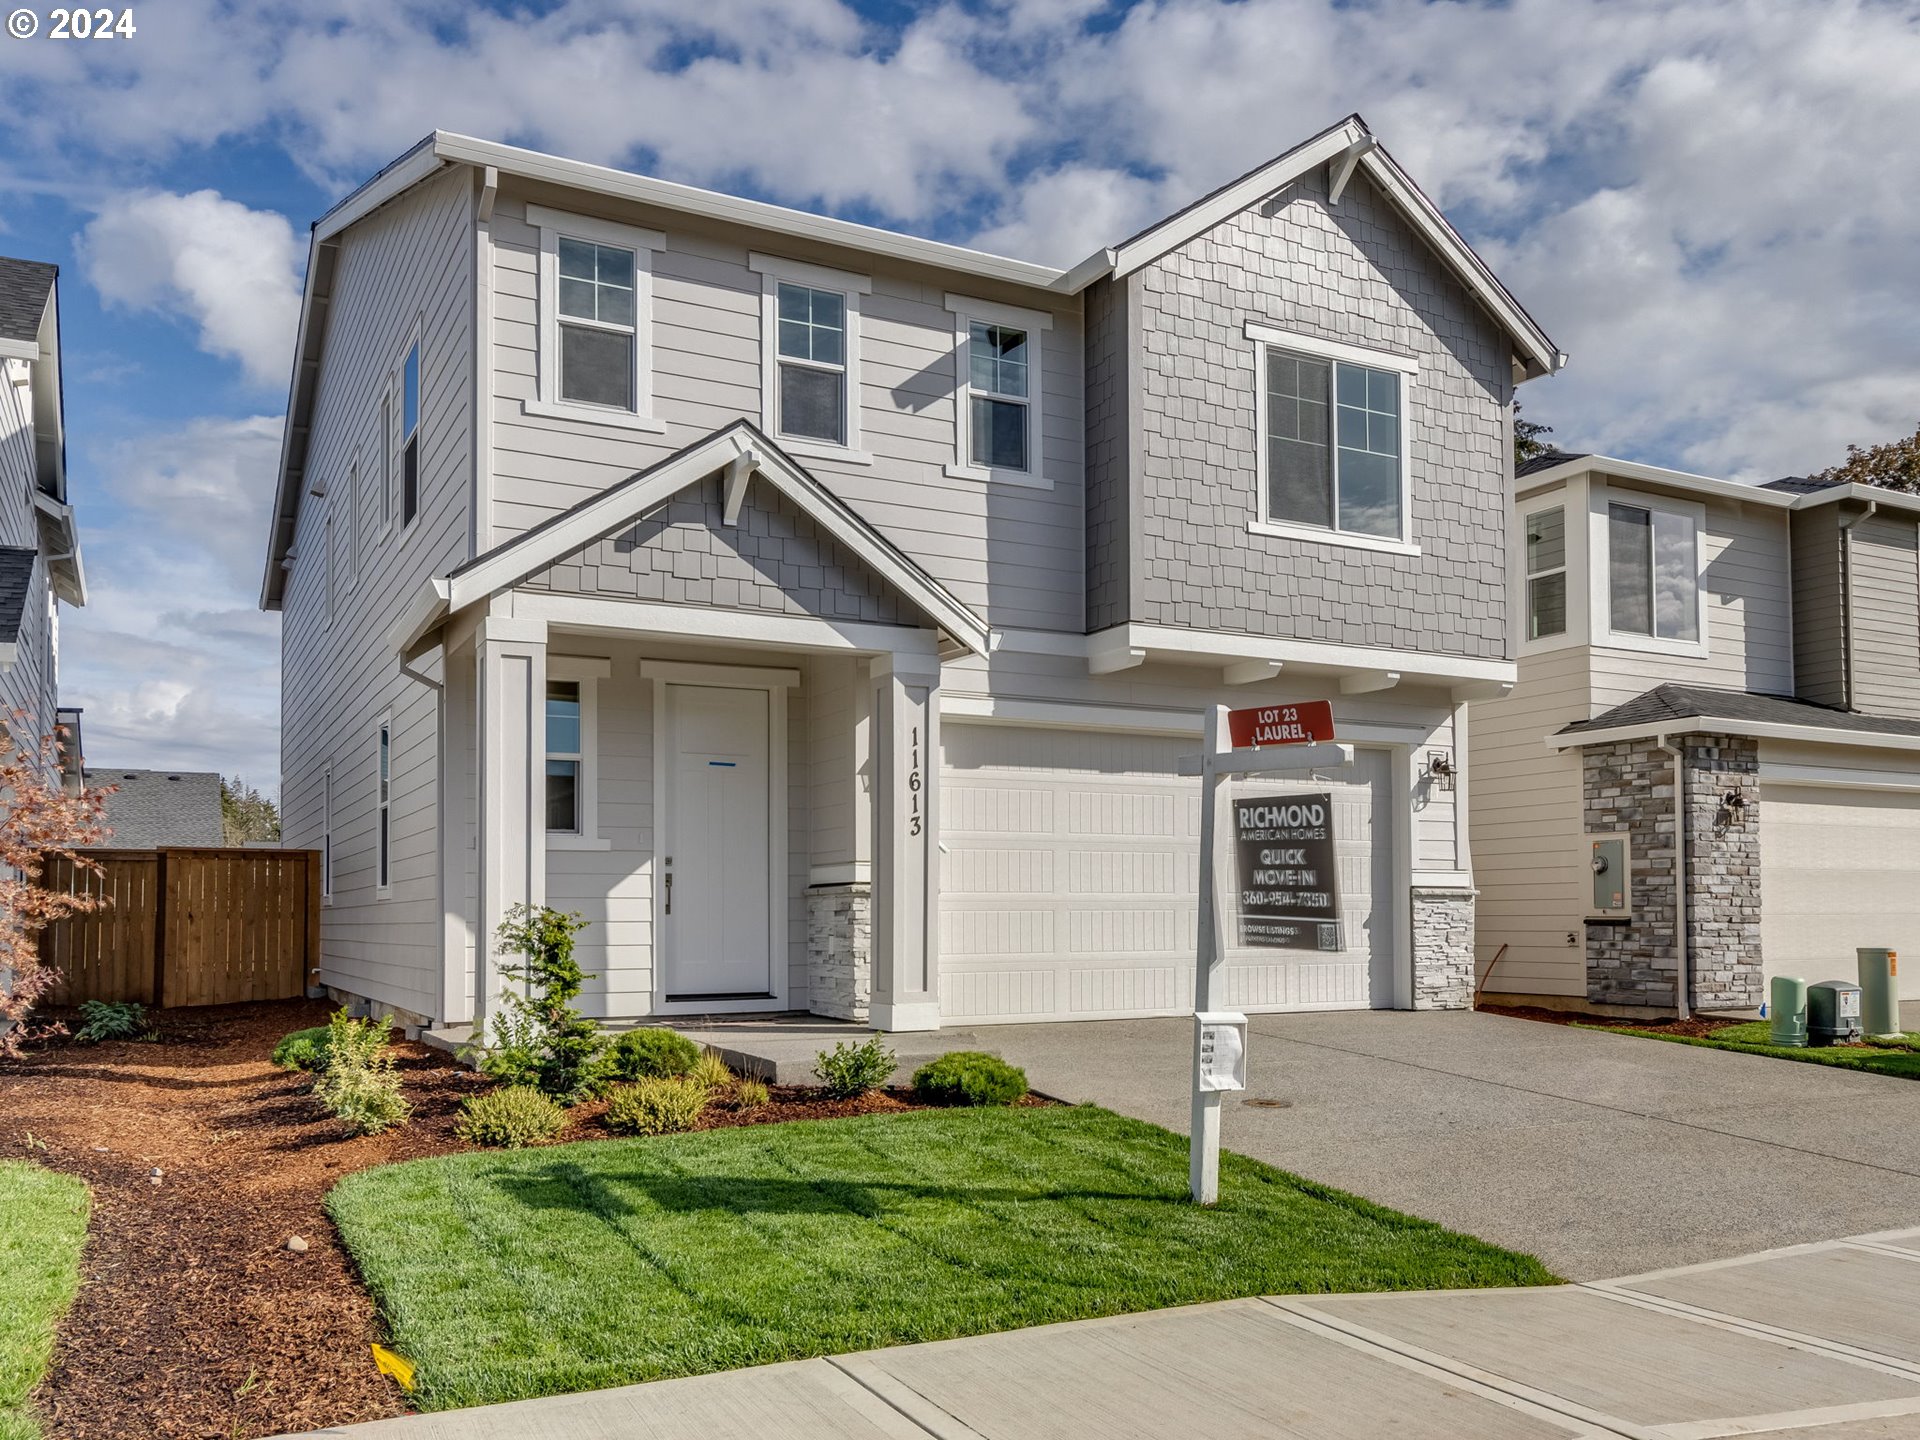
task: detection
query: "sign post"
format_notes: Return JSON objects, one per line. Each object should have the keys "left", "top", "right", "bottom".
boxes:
{"left": 1185, "top": 701, "right": 1354, "bottom": 1205}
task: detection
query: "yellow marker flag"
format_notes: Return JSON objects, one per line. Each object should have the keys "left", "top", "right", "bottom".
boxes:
{"left": 371, "top": 1344, "right": 417, "bottom": 1392}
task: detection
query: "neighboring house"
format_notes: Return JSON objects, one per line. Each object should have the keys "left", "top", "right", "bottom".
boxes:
{"left": 0, "top": 255, "right": 85, "bottom": 773}
{"left": 1474, "top": 452, "right": 1920, "bottom": 1015}
{"left": 89, "top": 769, "right": 226, "bottom": 848}
{"left": 261, "top": 115, "right": 1562, "bottom": 1033}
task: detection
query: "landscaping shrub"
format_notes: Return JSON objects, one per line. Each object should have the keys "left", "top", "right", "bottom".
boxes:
{"left": 487, "top": 905, "right": 605, "bottom": 1104}
{"left": 271, "top": 1024, "right": 332, "bottom": 1071}
{"left": 604, "top": 1077, "right": 709, "bottom": 1136}
{"left": 911, "top": 1051, "right": 1028, "bottom": 1107}
{"left": 312, "top": 1011, "right": 411, "bottom": 1136}
{"left": 733, "top": 1078, "right": 771, "bottom": 1110}
{"left": 689, "top": 1050, "right": 733, "bottom": 1089}
{"left": 607, "top": 1028, "right": 698, "bottom": 1082}
{"left": 72, "top": 1000, "right": 148, "bottom": 1044}
{"left": 455, "top": 1086, "right": 567, "bottom": 1148}
{"left": 813, "top": 1034, "right": 895, "bottom": 1099}
{"left": 466, "top": 1008, "right": 542, "bottom": 1090}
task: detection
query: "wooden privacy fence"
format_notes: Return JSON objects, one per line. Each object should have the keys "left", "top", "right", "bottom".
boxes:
{"left": 38, "top": 848, "right": 321, "bottom": 1008}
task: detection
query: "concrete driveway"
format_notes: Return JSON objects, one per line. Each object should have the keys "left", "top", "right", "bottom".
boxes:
{"left": 976, "top": 1008, "right": 1920, "bottom": 1280}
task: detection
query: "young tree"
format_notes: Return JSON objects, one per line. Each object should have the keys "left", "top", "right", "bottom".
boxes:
{"left": 1514, "top": 401, "right": 1555, "bottom": 468}
{"left": 220, "top": 776, "right": 281, "bottom": 845}
{"left": 1811, "top": 422, "right": 1920, "bottom": 494}
{"left": 0, "top": 718, "right": 111, "bottom": 1055}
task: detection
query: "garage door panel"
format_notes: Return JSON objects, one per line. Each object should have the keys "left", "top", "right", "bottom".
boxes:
{"left": 1760, "top": 783, "right": 1920, "bottom": 988}
{"left": 939, "top": 724, "right": 1395, "bottom": 1023}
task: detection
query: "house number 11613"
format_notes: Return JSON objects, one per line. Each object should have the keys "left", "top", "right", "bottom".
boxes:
{"left": 907, "top": 725, "right": 922, "bottom": 837}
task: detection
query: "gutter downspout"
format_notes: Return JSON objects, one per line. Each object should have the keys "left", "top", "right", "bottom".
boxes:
{"left": 1655, "top": 733, "right": 1690, "bottom": 1022}
{"left": 1837, "top": 500, "right": 1878, "bottom": 709}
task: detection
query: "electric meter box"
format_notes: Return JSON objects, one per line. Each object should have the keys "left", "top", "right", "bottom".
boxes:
{"left": 1585, "top": 833, "right": 1631, "bottom": 918}
{"left": 1808, "top": 981, "right": 1863, "bottom": 1047}
{"left": 1194, "top": 1011, "right": 1249, "bottom": 1093}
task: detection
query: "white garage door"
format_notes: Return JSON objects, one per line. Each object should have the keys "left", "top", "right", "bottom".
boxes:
{"left": 938, "top": 723, "right": 1395, "bottom": 1024}
{"left": 1760, "top": 784, "right": 1920, "bottom": 989}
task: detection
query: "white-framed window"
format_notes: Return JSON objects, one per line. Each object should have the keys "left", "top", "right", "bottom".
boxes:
{"left": 375, "top": 713, "right": 392, "bottom": 895}
{"left": 320, "top": 764, "right": 333, "bottom": 902}
{"left": 323, "top": 505, "right": 337, "bottom": 631}
{"left": 400, "top": 332, "right": 421, "bottom": 527}
{"left": 379, "top": 387, "right": 394, "bottom": 531}
{"left": 1605, "top": 497, "right": 1702, "bottom": 646}
{"left": 750, "top": 253, "right": 871, "bottom": 464}
{"left": 1525, "top": 504, "right": 1567, "bottom": 641}
{"left": 943, "top": 294, "right": 1053, "bottom": 488}
{"left": 526, "top": 205, "right": 666, "bottom": 433}
{"left": 545, "top": 656, "right": 611, "bottom": 849}
{"left": 1245, "top": 321, "right": 1418, "bottom": 556}
{"left": 345, "top": 454, "right": 360, "bottom": 591}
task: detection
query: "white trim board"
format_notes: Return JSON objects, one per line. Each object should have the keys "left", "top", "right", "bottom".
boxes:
{"left": 1551, "top": 719, "right": 1920, "bottom": 754}
{"left": 1086, "top": 622, "right": 1517, "bottom": 688}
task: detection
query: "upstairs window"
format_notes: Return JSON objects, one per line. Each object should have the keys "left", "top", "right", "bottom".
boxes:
{"left": 968, "top": 323, "right": 1029, "bottom": 471}
{"left": 380, "top": 391, "right": 392, "bottom": 528}
{"left": 400, "top": 339, "right": 420, "bottom": 527}
{"left": 1608, "top": 501, "right": 1699, "bottom": 642}
{"left": 1526, "top": 506, "right": 1567, "bottom": 640}
{"left": 557, "top": 237, "right": 636, "bottom": 409}
{"left": 775, "top": 283, "right": 847, "bottom": 443}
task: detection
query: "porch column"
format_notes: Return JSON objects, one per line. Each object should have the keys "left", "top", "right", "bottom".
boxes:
{"left": 869, "top": 650, "right": 941, "bottom": 1032}
{"left": 475, "top": 613, "right": 547, "bottom": 1024}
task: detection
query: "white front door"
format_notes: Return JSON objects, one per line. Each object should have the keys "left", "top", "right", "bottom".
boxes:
{"left": 661, "top": 683, "right": 775, "bottom": 1002}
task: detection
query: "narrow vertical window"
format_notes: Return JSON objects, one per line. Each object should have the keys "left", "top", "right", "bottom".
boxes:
{"left": 545, "top": 681, "right": 582, "bottom": 834}
{"left": 557, "top": 237, "right": 637, "bottom": 409}
{"left": 380, "top": 391, "right": 392, "bottom": 527}
{"left": 966, "top": 322, "right": 1030, "bottom": 472}
{"left": 321, "top": 766, "right": 333, "bottom": 900}
{"left": 774, "top": 282, "right": 847, "bottom": 443}
{"left": 323, "top": 507, "right": 336, "bottom": 630}
{"left": 1525, "top": 506, "right": 1567, "bottom": 640}
{"left": 376, "top": 717, "right": 391, "bottom": 891}
{"left": 401, "top": 340, "right": 420, "bottom": 526}
{"left": 346, "top": 459, "right": 359, "bottom": 587}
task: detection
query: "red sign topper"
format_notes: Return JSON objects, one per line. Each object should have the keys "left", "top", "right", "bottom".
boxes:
{"left": 1227, "top": 701, "right": 1335, "bottom": 749}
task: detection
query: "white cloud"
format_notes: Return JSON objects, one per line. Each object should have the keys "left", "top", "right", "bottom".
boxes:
{"left": 78, "top": 190, "right": 303, "bottom": 388}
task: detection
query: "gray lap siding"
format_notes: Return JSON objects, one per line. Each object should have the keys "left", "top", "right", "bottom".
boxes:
{"left": 1128, "top": 167, "right": 1512, "bottom": 658}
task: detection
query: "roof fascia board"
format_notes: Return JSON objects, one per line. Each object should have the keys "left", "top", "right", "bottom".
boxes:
{"left": 0, "top": 338, "right": 36, "bottom": 362}
{"left": 445, "top": 424, "right": 990, "bottom": 656}
{"left": 1108, "top": 122, "right": 1362, "bottom": 282}
{"left": 1790, "top": 482, "right": 1920, "bottom": 518}
{"left": 31, "top": 491, "right": 84, "bottom": 606}
{"left": 313, "top": 136, "right": 446, "bottom": 243}
{"left": 1517, "top": 455, "right": 1795, "bottom": 510}
{"left": 1054, "top": 247, "right": 1118, "bottom": 294}
{"left": 433, "top": 133, "right": 1066, "bottom": 294}
{"left": 260, "top": 231, "right": 331, "bottom": 610}
{"left": 1549, "top": 717, "right": 1920, "bottom": 753}
{"left": 1094, "top": 621, "right": 1516, "bottom": 688}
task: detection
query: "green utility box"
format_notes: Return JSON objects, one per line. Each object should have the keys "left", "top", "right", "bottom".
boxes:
{"left": 1809, "top": 981, "right": 1863, "bottom": 1046}
{"left": 1858, "top": 948, "right": 1902, "bottom": 1040}
{"left": 1770, "top": 976, "right": 1808, "bottom": 1048}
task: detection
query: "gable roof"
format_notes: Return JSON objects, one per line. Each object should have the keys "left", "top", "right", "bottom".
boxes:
{"left": 88, "top": 768, "right": 226, "bottom": 848}
{"left": 1550, "top": 683, "right": 1920, "bottom": 751}
{"left": 393, "top": 421, "right": 990, "bottom": 658}
{"left": 0, "top": 256, "right": 56, "bottom": 352}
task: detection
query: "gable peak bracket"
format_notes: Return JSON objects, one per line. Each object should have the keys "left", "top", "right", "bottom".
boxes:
{"left": 721, "top": 451, "right": 755, "bottom": 527}
{"left": 1327, "top": 136, "right": 1378, "bottom": 206}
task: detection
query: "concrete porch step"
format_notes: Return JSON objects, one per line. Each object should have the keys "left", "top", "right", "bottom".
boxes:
{"left": 664, "top": 1016, "right": 999, "bottom": 1086}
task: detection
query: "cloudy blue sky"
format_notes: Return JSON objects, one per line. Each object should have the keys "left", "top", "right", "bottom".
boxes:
{"left": 1, "top": 0, "right": 1916, "bottom": 793}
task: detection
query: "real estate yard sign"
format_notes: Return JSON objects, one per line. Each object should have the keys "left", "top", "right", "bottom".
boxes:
{"left": 1234, "top": 793, "right": 1340, "bottom": 951}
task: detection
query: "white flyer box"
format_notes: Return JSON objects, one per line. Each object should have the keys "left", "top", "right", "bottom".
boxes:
{"left": 1194, "top": 1011, "right": 1248, "bottom": 1092}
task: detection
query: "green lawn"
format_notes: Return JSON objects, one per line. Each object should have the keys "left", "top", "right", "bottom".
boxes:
{"left": 330, "top": 1105, "right": 1555, "bottom": 1411}
{"left": 1580, "top": 1020, "right": 1920, "bottom": 1079}
{"left": 0, "top": 1162, "right": 90, "bottom": 1440}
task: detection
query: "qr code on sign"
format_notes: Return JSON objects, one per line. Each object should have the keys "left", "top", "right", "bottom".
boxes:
{"left": 1317, "top": 922, "right": 1342, "bottom": 952}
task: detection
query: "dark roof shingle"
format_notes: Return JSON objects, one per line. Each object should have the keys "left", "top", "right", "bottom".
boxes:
{"left": 0, "top": 546, "right": 35, "bottom": 645}
{"left": 1760, "top": 476, "right": 1841, "bottom": 496}
{"left": 1559, "top": 683, "right": 1920, "bottom": 741}
{"left": 0, "top": 256, "right": 56, "bottom": 346}
{"left": 1515, "top": 449, "right": 1588, "bottom": 478}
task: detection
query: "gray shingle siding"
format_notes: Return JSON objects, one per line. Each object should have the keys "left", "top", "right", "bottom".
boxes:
{"left": 1083, "top": 275, "right": 1133, "bottom": 631}
{"left": 1127, "top": 166, "right": 1512, "bottom": 657}
{"left": 525, "top": 472, "right": 918, "bottom": 627}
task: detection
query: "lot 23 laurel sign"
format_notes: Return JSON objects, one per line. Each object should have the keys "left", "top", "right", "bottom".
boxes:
{"left": 1235, "top": 792, "right": 1340, "bottom": 951}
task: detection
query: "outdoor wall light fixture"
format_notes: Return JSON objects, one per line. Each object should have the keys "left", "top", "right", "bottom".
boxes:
{"left": 1424, "top": 751, "right": 1456, "bottom": 792}
{"left": 1715, "top": 785, "right": 1749, "bottom": 832}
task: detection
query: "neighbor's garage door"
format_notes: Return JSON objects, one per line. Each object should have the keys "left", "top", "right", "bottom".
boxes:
{"left": 1760, "top": 784, "right": 1920, "bottom": 988}
{"left": 938, "top": 723, "right": 1394, "bottom": 1024}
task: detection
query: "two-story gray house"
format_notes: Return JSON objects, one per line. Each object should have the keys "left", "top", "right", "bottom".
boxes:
{"left": 0, "top": 255, "right": 85, "bottom": 771}
{"left": 262, "top": 115, "right": 1562, "bottom": 1034}
{"left": 1474, "top": 452, "right": 1920, "bottom": 1016}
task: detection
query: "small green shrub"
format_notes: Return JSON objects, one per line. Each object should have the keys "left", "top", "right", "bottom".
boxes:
{"left": 73, "top": 1000, "right": 148, "bottom": 1043}
{"left": 813, "top": 1034, "right": 896, "bottom": 1099}
{"left": 464, "top": 1007, "right": 543, "bottom": 1090}
{"left": 608, "top": 1028, "right": 699, "bottom": 1081}
{"left": 689, "top": 1050, "right": 733, "bottom": 1089}
{"left": 272, "top": 1024, "right": 332, "bottom": 1071}
{"left": 489, "top": 904, "right": 604, "bottom": 1104}
{"left": 455, "top": 1086, "right": 567, "bottom": 1148}
{"left": 604, "top": 1077, "right": 709, "bottom": 1136}
{"left": 911, "top": 1051, "right": 1028, "bottom": 1107}
{"left": 733, "top": 1078, "right": 771, "bottom": 1110}
{"left": 313, "top": 1011, "right": 411, "bottom": 1135}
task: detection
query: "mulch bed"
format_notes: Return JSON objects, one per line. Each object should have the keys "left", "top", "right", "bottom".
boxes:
{"left": 0, "top": 1000, "right": 994, "bottom": 1439}
{"left": 1479, "top": 1001, "right": 1740, "bottom": 1040}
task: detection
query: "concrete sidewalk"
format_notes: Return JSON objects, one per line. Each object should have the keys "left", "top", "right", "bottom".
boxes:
{"left": 289, "top": 1228, "right": 1920, "bottom": 1439}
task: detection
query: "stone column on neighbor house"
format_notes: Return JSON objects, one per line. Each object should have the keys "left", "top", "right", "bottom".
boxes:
{"left": 868, "top": 649, "right": 941, "bottom": 1032}
{"left": 475, "top": 613, "right": 548, "bottom": 1026}
{"left": 1681, "top": 735, "right": 1763, "bottom": 1011}
{"left": 1583, "top": 739, "right": 1681, "bottom": 1008}
{"left": 1411, "top": 888, "right": 1475, "bottom": 1009}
